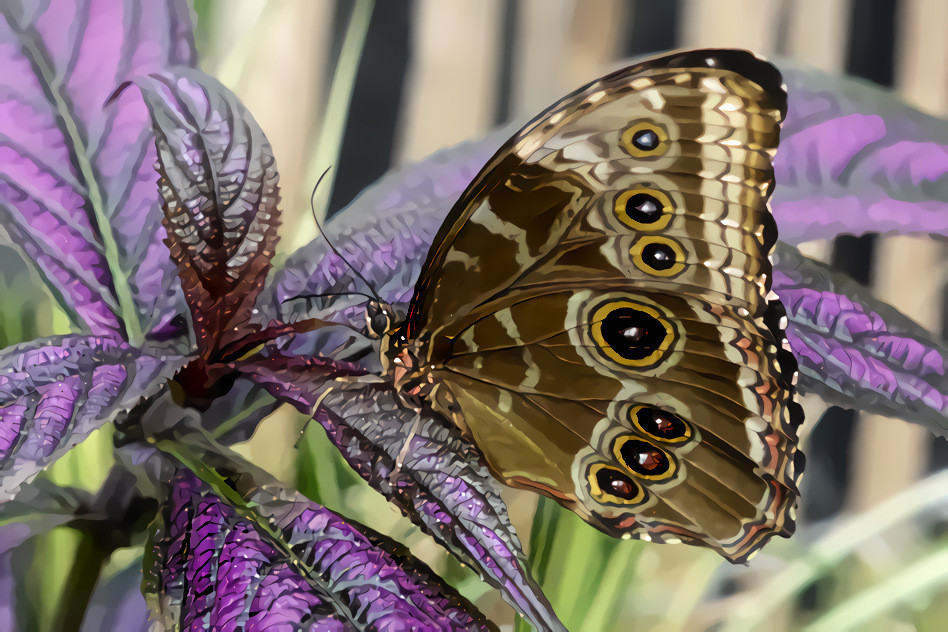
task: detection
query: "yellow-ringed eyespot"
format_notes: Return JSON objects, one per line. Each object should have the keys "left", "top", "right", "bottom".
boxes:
{"left": 590, "top": 299, "right": 676, "bottom": 368}
{"left": 620, "top": 121, "right": 669, "bottom": 158}
{"left": 630, "top": 235, "right": 686, "bottom": 277}
{"left": 614, "top": 187, "right": 673, "bottom": 231}
{"left": 629, "top": 405, "right": 692, "bottom": 444}
{"left": 614, "top": 436, "right": 676, "bottom": 481}
{"left": 588, "top": 463, "right": 646, "bottom": 504}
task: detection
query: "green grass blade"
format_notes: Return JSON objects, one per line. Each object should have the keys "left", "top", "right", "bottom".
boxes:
{"left": 802, "top": 545, "right": 948, "bottom": 632}
{"left": 303, "top": 0, "right": 375, "bottom": 230}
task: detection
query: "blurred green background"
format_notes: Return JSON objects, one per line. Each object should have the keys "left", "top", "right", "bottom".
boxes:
{"left": 15, "top": 1, "right": 948, "bottom": 630}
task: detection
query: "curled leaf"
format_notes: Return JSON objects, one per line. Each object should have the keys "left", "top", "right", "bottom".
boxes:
{"left": 243, "top": 355, "right": 566, "bottom": 632}
{"left": 773, "top": 243, "right": 948, "bottom": 435}
{"left": 0, "top": 335, "right": 186, "bottom": 501}
{"left": 134, "top": 68, "right": 281, "bottom": 361}
{"left": 0, "top": 0, "right": 195, "bottom": 337}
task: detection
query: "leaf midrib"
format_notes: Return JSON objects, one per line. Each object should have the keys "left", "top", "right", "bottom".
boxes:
{"left": 10, "top": 19, "right": 144, "bottom": 343}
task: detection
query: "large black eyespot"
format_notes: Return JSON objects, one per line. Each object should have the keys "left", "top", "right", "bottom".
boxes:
{"left": 589, "top": 299, "right": 676, "bottom": 369}
{"left": 600, "top": 308, "right": 667, "bottom": 362}
{"left": 641, "top": 242, "right": 677, "bottom": 271}
{"left": 595, "top": 467, "right": 642, "bottom": 501}
{"left": 625, "top": 193, "right": 662, "bottom": 224}
{"left": 631, "top": 129, "right": 659, "bottom": 151}
{"left": 618, "top": 439, "right": 672, "bottom": 478}
{"left": 631, "top": 406, "right": 691, "bottom": 443}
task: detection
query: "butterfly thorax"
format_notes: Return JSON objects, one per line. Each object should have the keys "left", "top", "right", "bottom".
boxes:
{"left": 380, "top": 326, "right": 467, "bottom": 424}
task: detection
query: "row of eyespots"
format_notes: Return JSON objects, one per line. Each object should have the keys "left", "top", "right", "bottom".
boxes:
{"left": 589, "top": 407, "right": 692, "bottom": 504}
{"left": 616, "top": 121, "right": 686, "bottom": 279}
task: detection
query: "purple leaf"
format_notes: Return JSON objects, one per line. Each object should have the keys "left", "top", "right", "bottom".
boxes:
{"left": 773, "top": 243, "right": 948, "bottom": 435}
{"left": 147, "top": 466, "right": 497, "bottom": 631}
{"left": 0, "top": 1, "right": 195, "bottom": 338}
{"left": 774, "top": 64, "right": 948, "bottom": 244}
{"left": 133, "top": 67, "right": 282, "bottom": 361}
{"left": 242, "top": 354, "right": 566, "bottom": 632}
{"left": 0, "top": 335, "right": 186, "bottom": 501}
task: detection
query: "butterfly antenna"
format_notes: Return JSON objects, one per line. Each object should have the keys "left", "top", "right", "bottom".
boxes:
{"left": 310, "top": 168, "right": 383, "bottom": 303}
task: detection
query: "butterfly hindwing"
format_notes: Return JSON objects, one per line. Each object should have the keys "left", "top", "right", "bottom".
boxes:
{"left": 386, "top": 49, "right": 802, "bottom": 562}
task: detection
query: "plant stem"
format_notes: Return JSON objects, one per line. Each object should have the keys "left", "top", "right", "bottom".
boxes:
{"left": 301, "top": 0, "right": 375, "bottom": 235}
{"left": 49, "top": 528, "right": 111, "bottom": 632}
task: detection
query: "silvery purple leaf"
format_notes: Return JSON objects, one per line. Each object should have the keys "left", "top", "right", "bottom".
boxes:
{"left": 773, "top": 243, "right": 948, "bottom": 435}
{"left": 243, "top": 355, "right": 565, "bottom": 632}
{"left": 133, "top": 67, "right": 281, "bottom": 361}
{"left": 147, "top": 466, "right": 496, "bottom": 631}
{"left": 0, "top": 0, "right": 194, "bottom": 337}
{"left": 0, "top": 335, "right": 186, "bottom": 501}
{"left": 775, "top": 64, "right": 948, "bottom": 244}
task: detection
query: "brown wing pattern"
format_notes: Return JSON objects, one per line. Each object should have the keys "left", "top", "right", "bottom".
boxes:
{"left": 387, "top": 50, "right": 803, "bottom": 562}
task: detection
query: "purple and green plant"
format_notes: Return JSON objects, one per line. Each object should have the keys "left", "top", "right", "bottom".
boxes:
{"left": 1, "top": 1, "right": 947, "bottom": 631}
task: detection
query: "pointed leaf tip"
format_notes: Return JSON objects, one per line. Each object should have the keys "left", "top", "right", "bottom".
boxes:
{"left": 134, "top": 68, "right": 282, "bottom": 362}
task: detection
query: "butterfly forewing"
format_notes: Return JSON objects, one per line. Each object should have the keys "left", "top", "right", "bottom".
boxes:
{"left": 387, "top": 49, "right": 802, "bottom": 563}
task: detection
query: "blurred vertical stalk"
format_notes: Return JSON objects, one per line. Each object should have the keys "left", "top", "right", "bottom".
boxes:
{"left": 24, "top": 426, "right": 116, "bottom": 631}
{"left": 304, "top": 0, "right": 375, "bottom": 230}
{"left": 846, "top": 0, "right": 948, "bottom": 513}
{"left": 517, "top": 497, "right": 642, "bottom": 632}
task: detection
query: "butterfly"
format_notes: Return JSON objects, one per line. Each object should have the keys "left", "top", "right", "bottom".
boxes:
{"left": 366, "top": 49, "right": 804, "bottom": 563}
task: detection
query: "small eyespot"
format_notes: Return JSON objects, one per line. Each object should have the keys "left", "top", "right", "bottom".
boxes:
{"left": 629, "top": 406, "right": 692, "bottom": 443}
{"left": 615, "top": 437, "right": 675, "bottom": 480}
{"left": 630, "top": 236, "right": 686, "bottom": 277}
{"left": 613, "top": 188, "right": 673, "bottom": 231}
{"left": 629, "top": 193, "right": 660, "bottom": 220}
{"left": 590, "top": 464, "right": 645, "bottom": 504}
{"left": 620, "top": 122, "right": 669, "bottom": 158}
{"left": 632, "top": 129, "right": 659, "bottom": 151}
{"left": 642, "top": 242, "right": 676, "bottom": 270}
